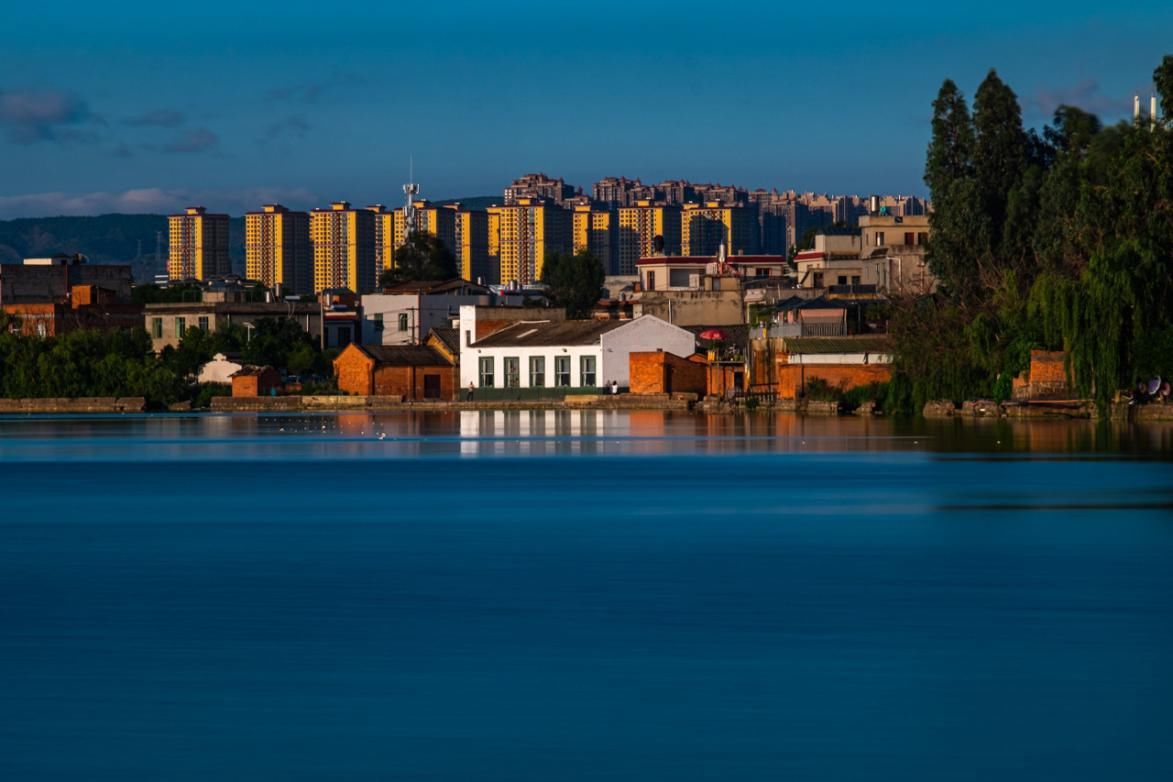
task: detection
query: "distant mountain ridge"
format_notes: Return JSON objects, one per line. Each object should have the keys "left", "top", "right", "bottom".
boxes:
{"left": 0, "top": 199, "right": 498, "bottom": 281}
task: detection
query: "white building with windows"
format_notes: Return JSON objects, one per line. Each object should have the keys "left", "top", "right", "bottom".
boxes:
{"left": 361, "top": 280, "right": 493, "bottom": 346}
{"left": 458, "top": 307, "right": 696, "bottom": 391}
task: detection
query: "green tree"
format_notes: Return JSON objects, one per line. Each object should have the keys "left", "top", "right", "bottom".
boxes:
{"left": 379, "top": 233, "right": 458, "bottom": 287}
{"left": 924, "top": 79, "right": 974, "bottom": 198}
{"left": 541, "top": 250, "right": 605, "bottom": 318}
{"left": 973, "top": 69, "right": 1028, "bottom": 263}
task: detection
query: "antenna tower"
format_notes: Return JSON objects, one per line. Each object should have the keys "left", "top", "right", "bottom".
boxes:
{"left": 403, "top": 156, "right": 420, "bottom": 238}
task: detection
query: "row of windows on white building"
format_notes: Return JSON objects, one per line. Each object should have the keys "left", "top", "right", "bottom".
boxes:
{"left": 477, "top": 355, "right": 596, "bottom": 388}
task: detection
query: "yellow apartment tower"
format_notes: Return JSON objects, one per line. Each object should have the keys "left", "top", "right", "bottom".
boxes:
{"left": 681, "top": 201, "right": 757, "bottom": 256}
{"left": 168, "top": 206, "right": 230, "bottom": 281}
{"left": 487, "top": 198, "right": 570, "bottom": 285}
{"left": 572, "top": 206, "right": 614, "bottom": 273}
{"left": 392, "top": 200, "right": 457, "bottom": 254}
{"left": 310, "top": 201, "right": 376, "bottom": 294}
{"left": 245, "top": 204, "right": 311, "bottom": 294}
{"left": 448, "top": 206, "right": 490, "bottom": 283}
{"left": 366, "top": 204, "right": 393, "bottom": 283}
{"left": 617, "top": 200, "right": 681, "bottom": 274}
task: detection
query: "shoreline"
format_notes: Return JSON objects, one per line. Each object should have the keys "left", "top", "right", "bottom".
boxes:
{"left": 1, "top": 394, "right": 1172, "bottom": 423}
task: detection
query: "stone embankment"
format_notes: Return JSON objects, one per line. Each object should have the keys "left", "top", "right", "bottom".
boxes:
{"left": 922, "top": 398, "right": 1173, "bottom": 422}
{"left": 0, "top": 397, "right": 146, "bottom": 413}
{"left": 210, "top": 393, "right": 697, "bottom": 413}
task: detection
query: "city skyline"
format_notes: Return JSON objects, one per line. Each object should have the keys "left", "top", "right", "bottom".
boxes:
{"left": 2, "top": 1, "right": 1171, "bottom": 218}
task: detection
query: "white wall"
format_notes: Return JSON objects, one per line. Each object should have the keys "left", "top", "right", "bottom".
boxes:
{"left": 792, "top": 353, "right": 893, "bottom": 365}
{"left": 460, "top": 344, "right": 604, "bottom": 390}
{"left": 599, "top": 315, "right": 698, "bottom": 387}
{"left": 363, "top": 294, "right": 490, "bottom": 345}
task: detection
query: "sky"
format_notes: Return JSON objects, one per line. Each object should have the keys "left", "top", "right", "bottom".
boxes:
{"left": 1, "top": 0, "right": 1170, "bottom": 218}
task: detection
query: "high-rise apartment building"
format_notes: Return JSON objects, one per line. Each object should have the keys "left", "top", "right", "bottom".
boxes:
{"left": 616, "top": 200, "right": 681, "bottom": 275}
{"left": 168, "top": 206, "right": 230, "bottom": 281}
{"left": 681, "top": 201, "right": 757, "bottom": 256}
{"left": 487, "top": 198, "right": 571, "bottom": 285}
{"left": 449, "top": 206, "right": 491, "bottom": 284}
{"left": 310, "top": 201, "right": 376, "bottom": 294}
{"left": 571, "top": 206, "right": 615, "bottom": 273}
{"left": 366, "top": 204, "right": 393, "bottom": 283}
{"left": 503, "top": 173, "right": 575, "bottom": 206}
{"left": 393, "top": 200, "right": 457, "bottom": 253}
{"left": 245, "top": 204, "right": 310, "bottom": 294}
{"left": 592, "top": 176, "right": 643, "bottom": 208}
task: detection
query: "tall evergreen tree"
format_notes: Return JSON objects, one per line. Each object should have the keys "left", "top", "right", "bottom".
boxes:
{"left": 972, "top": 69, "right": 1028, "bottom": 263}
{"left": 924, "top": 79, "right": 974, "bottom": 199}
{"left": 1154, "top": 55, "right": 1173, "bottom": 119}
{"left": 924, "top": 80, "right": 984, "bottom": 298}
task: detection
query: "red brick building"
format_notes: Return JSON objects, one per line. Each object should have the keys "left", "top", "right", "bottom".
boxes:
{"left": 333, "top": 340, "right": 456, "bottom": 400}
{"left": 231, "top": 366, "right": 282, "bottom": 397}
{"left": 775, "top": 337, "right": 892, "bottom": 399}
{"left": 629, "top": 351, "right": 707, "bottom": 395}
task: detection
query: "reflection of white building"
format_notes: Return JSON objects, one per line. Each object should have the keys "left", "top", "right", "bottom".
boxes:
{"left": 196, "top": 353, "right": 242, "bottom": 384}
{"left": 458, "top": 306, "right": 696, "bottom": 390}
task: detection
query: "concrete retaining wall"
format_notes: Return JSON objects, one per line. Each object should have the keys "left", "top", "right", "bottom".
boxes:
{"left": 211, "top": 393, "right": 696, "bottom": 413}
{"left": 0, "top": 397, "right": 146, "bottom": 413}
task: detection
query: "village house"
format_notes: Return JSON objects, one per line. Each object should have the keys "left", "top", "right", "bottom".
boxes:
{"left": 333, "top": 330, "right": 457, "bottom": 400}
{"left": 458, "top": 306, "right": 696, "bottom": 392}
{"left": 0, "top": 255, "right": 141, "bottom": 338}
{"left": 633, "top": 250, "right": 790, "bottom": 327}
{"left": 774, "top": 336, "right": 893, "bottom": 399}
{"left": 361, "top": 278, "right": 493, "bottom": 346}
{"left": 230, "top": 365, "right": 282, "bottom": 397}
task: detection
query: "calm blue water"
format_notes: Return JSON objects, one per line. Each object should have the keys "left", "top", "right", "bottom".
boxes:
{"left": 1, "top": 412, "right": 1172, "bottom": 781}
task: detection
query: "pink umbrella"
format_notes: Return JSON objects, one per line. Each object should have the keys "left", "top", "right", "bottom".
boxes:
{"left": 697, "top": 328, "right": 727, "bottom": 341}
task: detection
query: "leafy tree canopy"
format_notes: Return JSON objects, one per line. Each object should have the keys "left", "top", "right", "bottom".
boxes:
{"left": 541, "top": 250, "right": 605, "bottom": 319}
{"left": 379, "top": 233, "right": 458, "bottom": 288}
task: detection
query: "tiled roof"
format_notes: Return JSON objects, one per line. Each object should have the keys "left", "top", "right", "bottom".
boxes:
{"left": 783, "top": 336, "right": 892, "bottom": 355}
{"left": 472, "top": 318, "right": 626, "bottom": 348}
{"left": 429, "top": 327, "right": 460, "bottom": 355}
{"left": 230, "top": 365, "right": 277, "bottom": 377}
{"left": 359, "top": 344, "right": 452, "bottom": 366}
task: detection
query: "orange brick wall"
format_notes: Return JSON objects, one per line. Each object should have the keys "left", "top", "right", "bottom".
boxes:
{"left": 373, "top": 366, "right": 456, "bottom": 400}
{"left": 777, "top": 363, "right": 892, "bottom": 399}
{"left": 333, "top": 346, "right": 375, "bottom": 396}
{"left": 707, "top": 364, "right": 745, "bottom": 397}
{"left": 1013, "top": 350, "right": 1069, "bottom": 400}
{"left": 1030, "top": 351, "right": 1067, "bottom": 383}
{"left": 630, "top": 351, "right": 707, "bottom": 395}
{"left": 2, "top": 303, "right": 62, "bottom": 337}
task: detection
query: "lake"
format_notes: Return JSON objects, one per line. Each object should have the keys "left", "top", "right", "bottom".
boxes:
{"left": 1, "top": 411, "right": 1172, "bottom": 780}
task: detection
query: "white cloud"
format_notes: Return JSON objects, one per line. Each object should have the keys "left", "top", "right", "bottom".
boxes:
{"left": 0, "top": 186, "right": 320, "bottom": 218}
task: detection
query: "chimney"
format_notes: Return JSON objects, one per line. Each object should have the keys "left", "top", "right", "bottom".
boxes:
{"left": 1134, "top": 95, "right": 1141, "bottom": 122}
{"left": 1152, "top": 95, "right": 1159, "bottom": 131}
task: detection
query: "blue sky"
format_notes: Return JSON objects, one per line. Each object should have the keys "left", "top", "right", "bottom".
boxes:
{"left": 1, "top": 1, "right": 1170, "bottom": 217}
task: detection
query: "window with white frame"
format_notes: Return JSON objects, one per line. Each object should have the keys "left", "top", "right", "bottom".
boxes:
{"left": 529, "top": 356, "right": 545, "bottom": 387}
{"left": 580, "top": 355, "right": 596, "bottom": 387}
{"left": 555, "top": 355, "right": 571, "bottom": 387}
{"left": 504, "top": 356, "right": 520, "bottom": 388}
{"left": 478, "top": 356, "right": 494, "bottom": 387}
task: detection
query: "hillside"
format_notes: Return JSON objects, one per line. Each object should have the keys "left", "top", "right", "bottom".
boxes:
{"left": 0, "top": 199, "right": 498, "bottom": 281}
{"left": 0, "top": 214, "right": 244, "bottom": 280}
